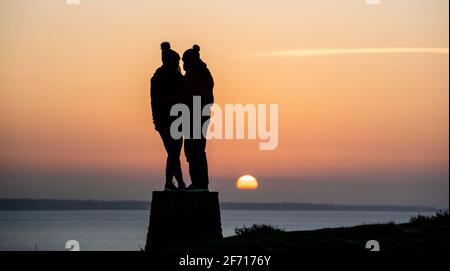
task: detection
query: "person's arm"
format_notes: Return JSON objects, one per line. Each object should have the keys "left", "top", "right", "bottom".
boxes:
{"left": 204, "top": 69, "right": 214, "bottom": 105}
{"left": 165, "top": 74, "right": 187, "bottom": 105}
{"left": 150, "top": 75, "right": 162, "bottom": 131}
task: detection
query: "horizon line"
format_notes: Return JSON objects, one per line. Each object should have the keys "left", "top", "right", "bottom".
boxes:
{"left": 0, "top": 198, "right": 440, "bottom": 209}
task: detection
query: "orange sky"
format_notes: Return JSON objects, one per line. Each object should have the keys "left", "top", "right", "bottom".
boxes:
{"left": 0, "top": 0, "right": 448, "bottom": 206}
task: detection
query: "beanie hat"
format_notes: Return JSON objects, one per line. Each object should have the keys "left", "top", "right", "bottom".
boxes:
{"left": 183, "top": 44, "right": 201, "bottom": 60}
{"left": 161, "top": 42, "right": 180, "bottom": 64}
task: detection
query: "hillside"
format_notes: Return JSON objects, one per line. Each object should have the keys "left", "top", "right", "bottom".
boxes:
{"left": 167, "top": 212, "right": 448, "bottom": 252}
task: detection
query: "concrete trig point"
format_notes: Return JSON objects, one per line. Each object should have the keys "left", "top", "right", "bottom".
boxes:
{"left": 145, "top": 191, "right": 223, "bottom": 251}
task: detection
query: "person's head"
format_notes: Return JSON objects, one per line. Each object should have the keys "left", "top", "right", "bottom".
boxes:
{"left": 182, "top": 44, "right": 205, "bottom": 72}
{"left": 160, "top": 42, "right": 180, "bottom": 68}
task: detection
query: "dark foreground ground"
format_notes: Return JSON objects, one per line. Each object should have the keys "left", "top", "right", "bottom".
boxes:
{"left": 167, "top": 212, "right": 448, "bottom": 252}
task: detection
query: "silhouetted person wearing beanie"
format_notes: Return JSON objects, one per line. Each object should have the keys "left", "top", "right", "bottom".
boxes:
{"left": 150, "top": 42, "right": 186, "bottom": 191}
{"left": 182, "top": 44, "right": 214, "bottom": 192}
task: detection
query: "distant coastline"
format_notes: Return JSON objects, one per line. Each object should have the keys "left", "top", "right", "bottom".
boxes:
{"left": 0, "top": 199, "right": 438, "bottom": 212}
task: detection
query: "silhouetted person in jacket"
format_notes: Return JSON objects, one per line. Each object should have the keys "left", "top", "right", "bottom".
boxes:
{"left": 150, "top": 42, "right": 186, "bottom": 191}
{"left": 182, "top": 45, "right": 214, "bottom": 191}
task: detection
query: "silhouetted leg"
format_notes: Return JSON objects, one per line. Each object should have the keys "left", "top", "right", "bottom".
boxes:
{"left": 172, "top": 137, "right": 185, "bottom": 187}
{"left": 159, "top": 129, "right": 184, "bottom": 186}
{"left": 184, "top": 137, "right": 209, "bottom": 189}
{"left": 199, "top": 117, "right": 210, "bottom": 188}
{"left": 196, "top": 138, "right": 208, "bottom": 189}
{"left": 165, "top": 156, "right": 174, "bottom": 183}
{"left": 184, "top": 114, "right": 210, "bottom": 189}
{"left": 184, "top": 139, "right": 203, "bottom": 188}
{"left": 184, "top": 138, "right": 197, "bottom": 187}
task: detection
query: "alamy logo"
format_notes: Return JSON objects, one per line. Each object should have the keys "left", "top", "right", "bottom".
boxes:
{"left": 170, "top": 96, "right": 279, "bottom": 150}
{"left": 365, "top": 240, "right": 380, "bottom": 251}
{"left": 65, "top": 240, "right": 80, "bottom": 251}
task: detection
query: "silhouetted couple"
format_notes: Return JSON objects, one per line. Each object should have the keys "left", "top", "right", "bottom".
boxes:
{"left": 150, "top": 42, "right": 214, "bottom": 192}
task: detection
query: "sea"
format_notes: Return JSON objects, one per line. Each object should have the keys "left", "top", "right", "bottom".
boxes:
{"left": 0, "top": 210, "right": 432, "bottom": 251}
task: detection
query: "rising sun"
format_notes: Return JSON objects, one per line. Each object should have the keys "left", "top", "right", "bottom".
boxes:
{"left": 236, "top": 175, "right": 259, "bottom": 190}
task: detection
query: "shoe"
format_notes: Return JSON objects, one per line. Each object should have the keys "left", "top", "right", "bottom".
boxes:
{"left": 177, "top": 181, "right": 186, "bottom": 191}
{"left": 164, "top": 181, "right": 178, "bottom": 192}
{"left": 185, "top": 184, "right": 209, "bottom": 192}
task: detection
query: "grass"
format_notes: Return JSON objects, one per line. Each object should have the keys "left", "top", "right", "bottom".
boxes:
{"left": 409, "top": 210, "right": 448, "bottom": 224}
{"left": 234, "top": 224, "right": 285, "bottom": 236}
{"left": 167, "top": 211, "right": 449, "bottom": 252}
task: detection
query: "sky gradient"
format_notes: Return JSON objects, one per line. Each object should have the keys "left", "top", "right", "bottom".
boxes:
{"left": 0, "top": 0, "right": 448, "bottom": 207}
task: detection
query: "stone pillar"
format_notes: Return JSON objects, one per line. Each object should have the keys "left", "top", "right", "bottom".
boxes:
{"left": 145, "top": 191, "right": 222, "bottom": 251}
